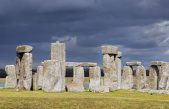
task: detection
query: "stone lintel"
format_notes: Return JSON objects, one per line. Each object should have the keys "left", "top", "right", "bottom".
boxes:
{"left": 126, "top": 61, "right": 142, "bottom": 66}
{"left": 150, "top": 61, "right": 166, "bottom": 66}
{"left": 16, "top": 45, "right": 33, "bottom": 53}
{"left": 66, "top": 62, "right": 97, "bottom": 67}
{"left": 101, "top": 45, "right": 118, "bottom": 55}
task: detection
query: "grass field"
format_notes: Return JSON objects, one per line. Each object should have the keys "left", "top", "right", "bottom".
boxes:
{"left": 0, "top": 89, "right": 169, "bottom": 109}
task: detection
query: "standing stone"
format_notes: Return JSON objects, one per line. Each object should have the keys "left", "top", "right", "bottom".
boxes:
{"left": 5, "top": 65, "right": 17, "bottom": 88}
{"left": 159, "top": 63, "right": 169, "bottom": 89}
{"left": 121, "top": 66, "right": 134, "bottom": 89}
{"left": 37, "top": 65, "right": 43, "bottom": 90}
{"left": 115, "top": 52, "right": 122, "bottom": 89}
{"left": 102, "top": 45, "right": 119, "bottom": 91}
{"left": 51, "top": 41, "right": 65, "bottom": 91}
{"left": 32, "top": 72, "right": 38, "bottom": 91}
{"left": 66, "top": 66, "right": 85, "bottom": 92}
{"left": 89, "top": 66, "right": 101, "bottom": 92}
{"left": 42, "top": 60, "right": 63, "bottom": 92}
{"left": 145, "top": 66, "right": 158, "bottom": 90}
{"left": 135, "top": 66, "right": 146, "bottom": 89}
{"left": 16, "top": 45, "right": 33, "bottom": 91}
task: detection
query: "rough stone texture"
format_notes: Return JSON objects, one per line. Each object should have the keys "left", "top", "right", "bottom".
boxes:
{"left": 32, "top": 72, "right": 38, "bottom": 91}
{"left": 126, "top": 61, "right": 142, "bottom": 66}
{"left": 121, "top": 66, "right": 134, "bottom": 89}
{"left": 145, "top": 66, "right": 158, "bottom": 90}
{"left": 117, "top": 51, "right": 122, "bottom": 58}
{"left": 159, "top": 63, "right": 169, "bottom": 89}
{"left": 101, "top": 45, "right": 118, "bottom": 55}
{"left": 37, "top": 65, "right": 43, "bottom": 90}
{"left": 89, "top": 66, "right": 101, "bottom": 92}
{"left": 51, "top": 41, "right": 65, "bottom": 91}
{"left": 16, "top": 45, "right": 33, "bottom": 53}
{"left": 42, "top": 60, "right": 64, "bottom": 92}
{"left": 151, "top": 61, "right": 164, "bottom": 66}
{"left": 115, "top": 55, "right": 122, "bottom": 89}
{"left": 66, "top": 66, "right": 85, "bottom": 92}
{"left": 16, "top": 53, "right": 32, "bottom": 90}
{"left": 66, "top": 62, "right": 97, "bottom": 67}
{"left": 135, "top": 66, "right": 146, "bottom": 89}
{"left": 103, "top": 54, "right": 118, "bottom": 91}
{"left": 5, "top": 65, "right": 17, "bottom": 88}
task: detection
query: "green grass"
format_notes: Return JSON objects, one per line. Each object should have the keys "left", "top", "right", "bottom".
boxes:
{"left": 0, "top": 89, "right": 169, "bottom": 109}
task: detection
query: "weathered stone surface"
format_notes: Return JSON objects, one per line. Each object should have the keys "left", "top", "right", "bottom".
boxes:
{"left": 126, "top": 61, "right": 142, "bottom": 66}
{"left": 145, "top": 66, "right": 158, "bottom": 90}
{"left": 51, "top": 41, "right": 66, "bottom": 91}
{"left": 115, "top": 56, "right": 122, "bottom": 89}
{"left": 37, "top": 65, "right": 43, "bottom": 90}
{"left": 32, "top": 72, "right": 38, "bottom": 91}
{"left": 5, "top": 65, "right": 17, "bottom": 88}
{"left": 16, "top": 45, "right": 33, "bottom": 53}
{"left": 51, "top": 41, "right": 65, "bottom": 61}
{"left": 135, "top": 66, "right": 146, "bottom": 89}
{"left": 121, "top": 66, "right": 134, "bottom": 89}
{"left": 67, "top": 66, "right": 85, "bottom": 92}
{"left": 16, "top": 53, "right": 32, "bottom": 90}
{"left": 139, "top": 89, "right": 169, "bottom": 95}
{"left": 150, "top": 61, "right": 164, "bottom": 66}
{"left": 101, "top": 45, "right": 118, "bottom": 55}
{"left": 42, "top": 60, "right": 64, "bottom": 92}
{"left": 117, "top": 51, "right": 122, "bottom": 58}
{"left": 89, "top": 66, "right": 101, "bottom": 92}
{"left": 159, "top": 63, "right": 169, "bottom": 89}
{"left": 66, "top": 62, "right": 97, "bottom": 67}
{"left": 103, "top": 54, "right": 118, "bottom": 91}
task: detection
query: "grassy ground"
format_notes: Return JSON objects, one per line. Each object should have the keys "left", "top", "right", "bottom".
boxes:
{"left": 0, "top": 89, "right": 169, "bottom": 109}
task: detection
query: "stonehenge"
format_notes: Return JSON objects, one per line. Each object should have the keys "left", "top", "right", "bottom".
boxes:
{"left": 4, "top": 41, "right": 169, "bottom": 94}
{"left": 16, "top": 45, "right": 33, "bottom": 90}
{"left": 102, "top": 45, "right": 121, "bottom": 91}
{"left": 5, "top": 65, "right": 17, "bottom": 88}
{"left": 89, "top": 66, "right": 101, "bottom": 92}
{"left": 122, "top": 61, "right": 146, "bottom": 90}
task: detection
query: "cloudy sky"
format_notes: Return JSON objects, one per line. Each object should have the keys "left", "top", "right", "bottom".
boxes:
{"left": 0, "top": 0, "right": 169, "bottom": 68}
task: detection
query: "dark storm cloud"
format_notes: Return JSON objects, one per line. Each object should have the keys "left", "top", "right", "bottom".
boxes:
{"left": 0, "top": 0, "right": 169, "bottom": 68}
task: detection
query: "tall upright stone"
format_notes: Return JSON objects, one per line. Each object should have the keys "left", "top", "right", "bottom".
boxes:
{"left": 16, "top": 45, "right": 33, "bottom": 90}
{"left": 42, "top": 60, "right": 63, "bottom": 92}
{"left": 5, "top": 65, "right": 17, "bottom": 88}
{"left": 145, "top": 66, "right": 158, "bottom": 90}
{"left": 51, "top": 41, "right": 65, "bottom": 91}
{"left": 66, "top": 66, "right": 85, "bottom": 92}
{"left": 115, "top": 52, "right": 122, "bottom": 89}
{"left": 102, "top": 45, "right": 119, "bottom": 91}
{"left": 135, "top": 65, "right": 146, "bottom": 89}
{"left": 89, "top": 66, "right": 101, "bottom": 92}
{"left": 159, "top": 62, "right": 169, "bottom": 89}
{"left": 121, "top": 66, "right": 134, "bottom": 89}
{"left": 32, "top": 72, "right": 38, "bottom": 91}
{"left": 37, "top": 65, "right": 43, "bottom": 90}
